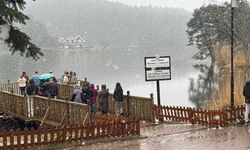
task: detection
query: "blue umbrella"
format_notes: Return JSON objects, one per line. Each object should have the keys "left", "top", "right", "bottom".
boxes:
{"left": 38, "top": 73, "right": 55, "bottom": 80}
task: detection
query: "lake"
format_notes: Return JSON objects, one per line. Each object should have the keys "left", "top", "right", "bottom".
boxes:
{"left": 0, "top": 48, "right": 203, "bottom": 107}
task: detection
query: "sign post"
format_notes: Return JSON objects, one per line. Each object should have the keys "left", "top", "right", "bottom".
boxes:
{"left": 145, "top": 56, "right": 171, "bottom": 106}
{"left": 156, "top": 80, "right": 161, "bottom": 105}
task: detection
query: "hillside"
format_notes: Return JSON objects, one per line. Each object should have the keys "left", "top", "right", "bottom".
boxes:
{"left": 22, "top": 0, "right": 194, "bottom": 61}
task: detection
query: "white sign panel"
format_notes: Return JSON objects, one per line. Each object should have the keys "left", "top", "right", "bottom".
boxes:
{"left": 145, "top": 57, "right": 170, "bottom": 68}
{"left": 145, "top": 56, "right": 171, "bottom": 81}
{"left": 146, "top": 69, "right": 170, "bottom": 80}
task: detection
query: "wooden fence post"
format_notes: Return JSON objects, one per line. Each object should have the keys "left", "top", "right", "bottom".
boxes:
{"left": 7, "top": 80, "right": 10, "bottom": 93}
{"left": 188, "top": 108, "right": 194, "bottom": 125}
{"left": 150, "top": 93, "right": 155, "bottom": 122}
{"left": 127, "top": 91, "right": 130, "bottom": 117}
{"left": 67, "top": 97, "right": 70, "bottom": 125}
{"left": 158, "top": 103, "right": 164, "bottom": 122}
{"left": 2, "top": 129, "right": 7, "bottom": 149}
{"left": 10, "top": 129, "right": 14, "bottom": 150}
{"left": 87, "top": 99, "right": 92, "bottom": 125}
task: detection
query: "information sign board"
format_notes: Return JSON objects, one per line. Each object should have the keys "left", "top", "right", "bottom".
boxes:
{"left": 144, "top": 56, "right": 171, "bottom": 81}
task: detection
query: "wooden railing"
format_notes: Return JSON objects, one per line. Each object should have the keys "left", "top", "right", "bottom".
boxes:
{"left": 57, "top": 83, "right": 155, "bottom": 122}
{"left": 154, "top": 105, "right": 190, "bottom": 122}
{"left": 0, "top": 82, "right": 141, "bottom": 149}
{"left": 31, "top": 96, "right": 88, "bottom": 126}
{"left": 0, "top": 91, "right": 88, "bottom": 126}
{"left": 0, "top": 81, "right": 75, "bottom": 99}
{"left": 0, "top": 91, "right": 28, "bottom": 118}
{"left": 224, "top": 105, "right": 245, "bottom": 123}
{"left": 95, "top": 93, "right": 154, "bottom": 122}
{"left": 0, "top": 81, "right": 155, "bottom": 122}
{"left": 154, "top": 105, "right": 246, "bottom": 128}
{"left": 57, "top": 83, "right": 74, "bottom": 100}
{"left": 0, "top": 81, "right": 20, "bottom": 95}
{"left": 188, "top": 108, "right": 227, "bottom": 127}
{"left": 0, "top": 116, "right": 140, "bottom": 149}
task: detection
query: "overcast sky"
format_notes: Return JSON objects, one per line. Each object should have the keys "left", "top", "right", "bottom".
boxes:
{"left": 106, "top": 0, "right": 231, "bottom": 11}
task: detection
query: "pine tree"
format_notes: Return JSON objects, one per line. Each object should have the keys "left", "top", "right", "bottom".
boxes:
{"left": 187, "top": 1, "right": 250, "bottom": 62}
{"left": 0, "top": 0, "right": 43, "bottom": 60}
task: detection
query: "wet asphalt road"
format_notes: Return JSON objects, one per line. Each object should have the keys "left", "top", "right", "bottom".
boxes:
{"left": 70, "top": 124, "right": 250, "bottom": 150}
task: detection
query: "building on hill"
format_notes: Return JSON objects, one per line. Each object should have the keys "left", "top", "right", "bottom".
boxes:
{"left": 58, "top": 35, "right": 86, "bottom": 49}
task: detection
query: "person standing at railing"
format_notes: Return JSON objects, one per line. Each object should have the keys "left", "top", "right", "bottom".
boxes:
{"left": 22, "top": 71, "right": 29, "bottom": 85}
{"left": 98, "top": 84, "right": 109, "bottom": 115}
{"left": 17, "top": 75, "right": 27, "bottom": 95}
{"left": 32, "top": 71, "right": 40, "bottom": 88}
{"left": 81, "top": 82, "right": 93, "bottom": 104}
{"left": 90, "top": 83, "right": 97, "bottom": 113}
{"left": 42, "top": 78, "right": 58, "bottom": 99}
{"left": 25, "top": 79, "right": 38, "bottom": 117}
{"left": 25, "top": 79, "right": 38, "bottom": 95}
{"left": 114, "top": 82, "right": 124, "bottom": 116}
{"left": 243, "top": 81, "right": 250, "bottom": 124}
{"left": 62, "top": 71, "right": 69, "bottom": 83}
{"left": 69, "top": 71, "right": 78, "bottom": 84}
{"left": 71, "top": 84, "right": 82, "bottom": 103}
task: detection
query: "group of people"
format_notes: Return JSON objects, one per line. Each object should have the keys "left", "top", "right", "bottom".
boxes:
{"left": 71, "top": 81, "right": 98, "bottom": 113}
{"left": 62, "top": 71, "right": 78, "bottom": 84}
{"left": 17, "top": 71, "right": 125, "bottom": 116}
{"left": 71, "top": 82, "right": 124, "bottom": 116}
{"left": 17, "top": 71, "right": 58, "bottom": 98}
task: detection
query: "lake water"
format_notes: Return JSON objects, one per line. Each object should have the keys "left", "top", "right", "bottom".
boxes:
{"left": 0, "top": 49, "right": 202, "bottom": 107}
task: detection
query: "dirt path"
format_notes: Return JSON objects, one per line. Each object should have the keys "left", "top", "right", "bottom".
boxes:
{"left": 71, "top": 124, "right": 250, "bottom": 150}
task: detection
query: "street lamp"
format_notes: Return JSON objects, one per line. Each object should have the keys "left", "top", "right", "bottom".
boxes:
{"left": 230, "top": 0, "right": 240, "bottom": 109}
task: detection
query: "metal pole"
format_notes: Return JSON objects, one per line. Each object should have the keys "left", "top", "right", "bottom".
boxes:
{"left": 156, "top": 80, "right": 161, "bottom": 105}
{"left": 230, "top": 6, "right": 235, "bottom": 109}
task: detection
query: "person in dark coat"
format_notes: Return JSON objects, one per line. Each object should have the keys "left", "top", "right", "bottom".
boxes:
{"left": 113, "top": 82, "right": 123, "bottom": 116}
{"left": 38, "top": 79, "right": 46, "bottom": 96}
{"left": 98, "top": 84, "right": 109, "bottom": 115}
{"left": 42, "top": 78, "right": 58, "bottom": 98}
{"left": 25, "top": 79, "right": 38, "bottom": 95}
{"left": 90, "top": 83, "right": 97, "bottom": 113}
{"left": 243, "top": 81, "right": 250, "bottom": 123}
{"left": 25, "top": 79, "right": 38, "bottom": 117}
{"left": 81, "top": 82, "right": 93, "bottom": 104}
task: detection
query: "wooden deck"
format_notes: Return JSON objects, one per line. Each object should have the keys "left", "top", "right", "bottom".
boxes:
{"left": 0, "top": 81, "right": 155, "bottom": 126}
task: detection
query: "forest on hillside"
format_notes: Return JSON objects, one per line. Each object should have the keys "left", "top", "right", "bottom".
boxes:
{"left": 21, "top": 0, "right": 194, "bottom": 60}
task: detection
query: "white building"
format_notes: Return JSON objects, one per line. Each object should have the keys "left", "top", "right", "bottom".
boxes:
{"left": 58, "top": 35, "right": 86, "bottom": 49}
